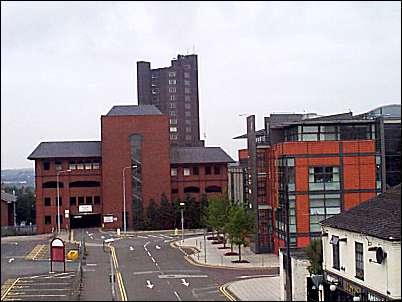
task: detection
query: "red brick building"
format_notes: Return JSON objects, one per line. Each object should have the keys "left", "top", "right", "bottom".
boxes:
{"left": 235, "top": 112, "right": 380, "bottom": 254}
{"left": 1, "top": 191, "right": 16, "bottom": 227}
{"left": 28, "top": 105, "right": 233, "bottom": 233}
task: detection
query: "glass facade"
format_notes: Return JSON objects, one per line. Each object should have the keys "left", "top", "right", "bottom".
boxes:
{"left": 308, "top": 166, "right": 340, "bottom": 191}
{"left": 309, "top": 193, "right": 341, "bottom": 232}
{"left": 384, "top": 123, "right": 401, "bottom": 187}
{"left": 130, "top": 134, "right": 143, "bottom": 229}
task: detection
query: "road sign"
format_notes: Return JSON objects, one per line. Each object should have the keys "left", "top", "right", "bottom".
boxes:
{"left": 50, "top": 238, "right": 65, "bottom": 272}
{"left": 64, "top": 209, "right": 69, "bottom": 218}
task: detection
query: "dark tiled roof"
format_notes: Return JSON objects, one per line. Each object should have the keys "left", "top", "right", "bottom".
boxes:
{"left": 1, "top": 192, "right": 17, "bottom": 203}
{"left": 321, "top": 186, "right": 401, "bottom": 241}
{"left": 171, "top": 147, "right": 235, "bottom": 164}
{"left": 28, "top": 141, "right": 101, "bottom": 159}
{"left": 106, "top": 105, "right": 162, "bottom": 116}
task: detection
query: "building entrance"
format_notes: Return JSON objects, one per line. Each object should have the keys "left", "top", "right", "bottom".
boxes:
{"left": 70, "top": 214, "right": 101, "bottom": 229}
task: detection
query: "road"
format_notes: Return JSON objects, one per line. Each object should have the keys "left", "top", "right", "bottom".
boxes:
{"left": 74, "top": 228, "right": 279, "bottom": 301}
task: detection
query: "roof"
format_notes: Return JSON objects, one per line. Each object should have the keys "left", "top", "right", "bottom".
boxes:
{"left": 170, "top": 147, "right": 235, "bottom": 164}
{"left": 106, "top": 105, "right": 162, "bottom": 116}
{"left": 321, "top": 185, "right": 401, "bottom": 241}
{"left": 1, "top": 192, "right": 17, "bottom": 203}
{"left": 28, "top": 141, "right": 101, "bottom": 159}
{"left": 233, "top": 129, "right": 265, "bottom": 139}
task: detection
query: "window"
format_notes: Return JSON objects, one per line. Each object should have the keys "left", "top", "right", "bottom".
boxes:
{"left": 77, "top": 163, "right": 84, "bottom": 170}
{"left": 170, "top": 103, "right": 176, "bottom": 109}
{"left": 185, "top": 135, "right": 192, "bottom": 140}
{"left": 170, "top": 119, "right": 177, "bottom": 125}
{"left": 185, "top": 127, "right": 192, "bottom": 133}
{"left": 168, "top": 79, "right": 176, "bottom": 85}
{"left": 78, "top": 196, "right": 85, "bottom": 205}
{"left": 185, "top": 119, "right": 191, "bottom": 125}
{"left": 184, "top": 87, "right": 191, "bottom": 94}
{"left": 185, "top": 111, "right": 191, "bottom": 117}
{"left": 94, "top": 196, "right": 101, "bottom": 204}
{"left": 185, "top": 95, "right": 191, "bottom": 102}
{"left": 43, "top": 162, "right": 50, "bottom": 170}
{"left": 171, "top": 188, "right": 178, "bottom": 194}
{"left": 193, "top": 167, "right": 199, "bottom": 175}
{"left": 168, "top": 87, "right": 176, "bottom": 93}
{"left": 170, "top": 127, "right": 177, "bottom": 133}
{"left": 93, "top": 162, "right": 100, "bottom": 169}
{"left": 183, "top": 168, "right": 191, "bottom": 176}
{"left": 355, "top": 242, "right": 364, "bottom": 280}
{"left": 70, "top": 197, "right": 76, "bottom": 206}
{"left": 170, "top": 95, "right": 176, "bottom": 101}
{"left": 289, "top": 195, "right": 296, "bottom": 234}
{"left": 184, "top": 103, "right": 191, "bottom": 110}
{"left": 169, "top": 111, "right": 176, "bottom": 116}
{"left": 170, "top": 134, "right": 178, "bottom": 140}
{"left": 309, "top": 194, "right": 341, "bottom": 232}
{"left": 85, "top": 163, "right": 92, "bottom": 170}
{"left": 168, "top": 71, "right": 176, "bottom": 77}
{"left": 44, "top": 198, "right": 51, "bottom": 207}
{"left": 69, "top": 181, "right": 100, "bottom": 188}
{"left": 184, "top": 80, "right": 191, "bottom": 86}
{"left": 55, "top": 161, "right": 62, "bottom": 171}
{"left": 151, "top": 88, "right": 159, "bottom": 94}
{"left": 183, "top": 64, "right": 191, "bottom": 70}
{"left": 184, "top": 72, "right": 190, "bottom": 78}
{"left": 309, "top": 166, "right": 340, "bottom": 191}
{"left": 214, "top": 166, "right": 220, "bottom": 175}
{"left": 330, "top": 235, "right": 340, "bottom": 270}
{"left": 205, "top": 166, "right": 211, "bottom": 175}
{"left": 171, "top": 168, "right": 177, "bottom": 176}
{"left": 45, "top": 216, "right": 51, "bottom": 225}
{"left": 86, "top": 196, "right": 93, "bottom": 204}
{"left": 205, "top": 185, "right": 222, "bottom": 193}
{"left": 184, "top": 186, "right": 200, "bottom": 193}
{"left": 69, "top": 162, "right": 77, "bottom": 170}
{"left": 56, "top": 215, "right": 63, "bottom": 225}
{"left": 42, "top": 181, "right": 63, "bottom": 188}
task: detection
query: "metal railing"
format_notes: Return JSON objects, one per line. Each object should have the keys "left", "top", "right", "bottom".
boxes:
{"left": 69, "top": 231, "right": 85, "bottom": 300}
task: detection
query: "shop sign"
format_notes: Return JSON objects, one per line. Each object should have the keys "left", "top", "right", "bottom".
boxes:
{"left": 103, "top": 215, "right": 113, "bottom": 223}
{"left": 368, "top": 292, "right": 385, "bottom": 301}
{"left": 79, "top": 205, "right": 93, "bottom": 213}
{"left": 342, "top": 279, "right": 361, "bottom": 296}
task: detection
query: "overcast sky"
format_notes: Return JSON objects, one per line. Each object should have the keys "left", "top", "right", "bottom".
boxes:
{"left": 1, "top": 1, "right": 401, "bottom": 169}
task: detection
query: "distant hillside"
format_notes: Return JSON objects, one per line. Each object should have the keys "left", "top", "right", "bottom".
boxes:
{"left": 1, "top": 168, "right": 35, "bottom": 188}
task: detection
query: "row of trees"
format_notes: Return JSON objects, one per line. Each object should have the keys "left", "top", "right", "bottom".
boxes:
{"left": 3, "top": 185, "right": 36, "bottom": 225}
{"left": 133, "top": 193, "right": 209, "bottom": 230}
{"left": 206, "top": 195, "right": 255, "bottom": 262}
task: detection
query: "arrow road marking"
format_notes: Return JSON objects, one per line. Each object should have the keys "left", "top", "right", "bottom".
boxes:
{"left": 101, "top": 236, "right": 105, "bottom": 239}
{"left": 8, "top": 258, "right": 15, "bottom": 263}
{"left": 129, "top": 246, "right": 134, "bottom": 251}
{"left": 155, "top": 245, "right": 161, "bottom": 250}
{"left": 181, "top": 279, "right": 189, "bottom": 287}
{"left": 174, "top": 291, "right": 182, "bottom": 301}
{"left": 146, "top": 280, "right": 154, "bottom": 289}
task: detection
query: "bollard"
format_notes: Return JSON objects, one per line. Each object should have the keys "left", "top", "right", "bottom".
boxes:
{"left": 117, "top": 228, "right": 120, "bottom": 236}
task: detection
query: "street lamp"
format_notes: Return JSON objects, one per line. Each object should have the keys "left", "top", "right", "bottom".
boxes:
{"left": 122, "top": 165, "right": 137, "bottom": 233}
{"left": 180, "top": 202, "right": 185, "bottom": 243}
{"left": 56, "top": 169, "right": 71, "bottom": 234}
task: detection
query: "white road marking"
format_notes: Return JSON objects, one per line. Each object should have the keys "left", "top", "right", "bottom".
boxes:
{"left": 138, "top": 235, "right": 148, "bottom": 239}
{"left": 86, "top": 263, "right": 97, "bottom": 266}
{"left": 237, "top": 274, "right": 277, "bottom": 279}
{"left": 164, "top": 239, "right": 173, "bottom": 243}
{"left": 147, "top": 251, "right": 152, "bottom": 257}
{"left": 133, "top": 271, "right": 159, "bottom": 275}
{"left": 8, "top": 258, "right": 15, "bottom": 263}
{"left": 181, "top": 279, "right": 189, "bottom": 287}
{"left": 101, "top": 236, "right": 105, "bottom": 239}
{"left": 155, "top": 245, "right": 161, "bottom": 250}
{"left": 174, "top": 291, "right": 182, "bottom": 301}
{"left": 148, "top": 235, "right": 160, "bottom": 238}
{"left": 146, "top": 280, "right": 154, "bottom": 289}
{"left": 129, "top": 246, "right": 134, "bottom": 251}
{"left": 159, "top": 274, "right": 208, "bottom": 279}
{"left": 151, "top": 257, "right": 156, "bottom": 263}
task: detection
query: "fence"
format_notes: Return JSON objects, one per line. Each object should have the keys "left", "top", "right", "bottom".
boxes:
{"left": 1, "top": 225, "right": 37, "bottom": 236}
{"left": 69, "top": 233, "right": 85, "bottom": 300}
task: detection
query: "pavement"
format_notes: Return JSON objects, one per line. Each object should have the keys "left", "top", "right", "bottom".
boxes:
{"left": 175, "top": 235, "right": 280, "bottom": 301}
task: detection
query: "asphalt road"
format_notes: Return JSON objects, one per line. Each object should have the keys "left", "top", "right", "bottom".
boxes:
{"left": 74, "top": 228, "right": 279, "bottom": 301}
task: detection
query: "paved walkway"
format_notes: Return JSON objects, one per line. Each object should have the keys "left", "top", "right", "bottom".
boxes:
{"left": 176, "top": 235, "right": 279, "bottom": 268}
{"left": 175, "top": 235, "right": 281, "bottom": 300}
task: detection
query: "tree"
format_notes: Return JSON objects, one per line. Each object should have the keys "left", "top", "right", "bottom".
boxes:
{"left": 3, "top": 186, "right": 35, "bottom": 224}
{"left": 158, "top": 193, "right": 174, "bottom": 229}
{"left": 304, "top": 238, "right": 323, "bottom": 275}
{"left": 226, "top": 204, "right": 255, "bottom": 262}
{"left": 206, "top": 195, "right": 229, "bottom": 241}
{"left": 199, "top": 194, "right": 209, "bottom": 228}
{"left": 145, "top": 199, "right": 160, "bottom": 230}
{"left": 184, "top": 194, "right": 201, "bottom": 229}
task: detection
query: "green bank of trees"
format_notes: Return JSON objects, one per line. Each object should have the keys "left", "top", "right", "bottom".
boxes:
{"left": 3, "top": 186, "right": 35, "bottom": 225}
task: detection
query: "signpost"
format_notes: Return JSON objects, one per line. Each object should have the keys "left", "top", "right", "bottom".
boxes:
{"left": 50, "top": 238, "right": 65, "bottom": 273}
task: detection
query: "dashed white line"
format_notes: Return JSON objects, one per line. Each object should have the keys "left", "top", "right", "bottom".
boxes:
{"left": 151, "top": 257, "right": 156, "bottom": 263}
{"left": 147, "top": 251, "right": 152, "bottom": 257}
{"left": 174, "top": 291, "right": 182, "bottom": 301}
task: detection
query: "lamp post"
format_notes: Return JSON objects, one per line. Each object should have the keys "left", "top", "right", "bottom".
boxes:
{"left": 180, "top": 202, "right": 185, "bottom": 243}
{"left": 56, "top": 169, "right": 71, "bottom": 234}
{"left": 122, "top": 165, "right": 137, "bottom": 233}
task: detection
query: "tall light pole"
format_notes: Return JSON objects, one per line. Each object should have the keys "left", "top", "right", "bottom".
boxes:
{"left": 180, "top": 202, "right": 185, "bottom": 243}
{"left": 122, "top": 165, "right": 137, "bottom": 233}
{"left": 56, "top": 169, "right": 71, "bottom": 234}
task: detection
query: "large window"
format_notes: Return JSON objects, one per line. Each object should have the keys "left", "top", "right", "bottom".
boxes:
{"left": 130, "top": 134, "right": 143, "bottom": 229}
{"left": 309, "top": 194, "right": 341, "bottom": 232}
{"left": 330, "top": 235, "right": 340, "bottom": 270}
{"left": 309, "top": 166, "right": 340, "bottom": 191}
{"left": 355, "top": 242, "right": 364, "bottom": 280}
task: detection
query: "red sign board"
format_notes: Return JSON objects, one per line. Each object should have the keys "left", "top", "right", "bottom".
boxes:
{"left": 50, "top": 238, "right": 65, "bottom": 272}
